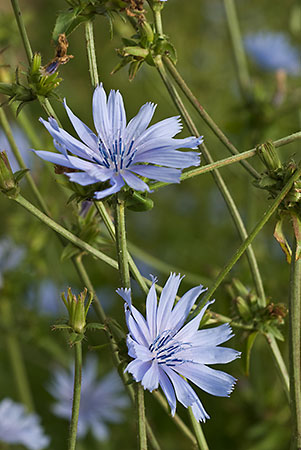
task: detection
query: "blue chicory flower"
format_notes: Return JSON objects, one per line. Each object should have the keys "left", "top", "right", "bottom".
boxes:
{"left": 0, "top": 398, "right": 50, "bottom": 450}
{"left": 34, "top": 84, "right": 202, "bottom": 199}
{"left": 48, "top": 356, "right": 129, "bottom": 440}
{"left": 118, "top": 273, "right": 240, "bottom": 422}
{"left": 244, "top": 32, "right": 301, "bottom": 75}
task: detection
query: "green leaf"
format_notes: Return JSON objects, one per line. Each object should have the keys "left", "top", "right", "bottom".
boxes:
{"left": 244, "top": 331, "right": 259, "bottom": 375}
{"left": 52, "top": 7, "right": 90, "bottom": 41}
{"left": 86, "top": 322, "right": 106, "bottom": 332}
{"left": 61, "top": 242, "right": 81, "bottom": 261}
{"left": 13, "top": 168, "right": 29, "bottom": 183}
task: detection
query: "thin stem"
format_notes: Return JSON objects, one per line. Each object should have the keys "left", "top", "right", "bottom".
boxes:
{"left": 152, "top": 4, "right": 164, "bottom": 38}
{"left": 85, "top": 21, "right": 99, "bottom": 88}
{"left": 0, "top": 108, "right": 49, "bottom": 214}
{"left": 12, "top": 194, "right": 119, "bottom": 270}
{"left": 114, "top": 195, "right": 147, "bottom": 449}
{"left": 152, "top": 391, "right": 197, "bottom": 445}
{"left": 68, "top": 342, "right": 82, "bottom": 450}
{"left": 114, "top": 195, "right": 131, "bottom": 289}
{"left": 163, "top": 56, "right": 259, "bottom": 179}
{"left": 288, "top": 236, "right": 301, "bottom": 448}
{"left": 151, "top": 130, "right": 301, "bottom": 191}
{"left": 195, "top": 167, "right": 301, "bottom": 313}
{"left": 10, "top": 0, "right": 33, "bottom": 63}
{"left": 223, "top": 0, "right": 252, "bottom": 100}
{"left": 155, "top": 58, "right": 266, "bottom": 307}
{"left": 0, "top": 298, "right": 34, "bottom": 411}
{"left": 137, "top": 384, "right": 148, "bottom": 450}
{"left": 94, "top": 201, "right": 149, "bottom": 294}
{"left": 265, "top": 333, "right": 289, "bottom": 400}
{"left": 188, "top": 408, "right": 209, "bottom": 450}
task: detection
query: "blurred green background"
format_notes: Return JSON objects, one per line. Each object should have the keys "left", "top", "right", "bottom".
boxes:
{"left": 0, "top": 0, "right": 300, "bottom": 448}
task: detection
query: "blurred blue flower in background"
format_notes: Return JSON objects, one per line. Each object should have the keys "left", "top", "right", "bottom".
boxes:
{"left": 34, "top": 84, "right": 202, "bottom": 199}
{"left": 0, "top": 237, "right": 24, "bottom": 288}
{"left": 48, "top": 356, "right": 129, "bottom": 440}
{"left": 0, "top": 398, "right": 50, "bottom": 449}
{"left": 0, "top": 125, "right": 32, "bottom": 172}
{"left": 244, "top": 32, "right": 301, "bottom": 75}
{"left": 118, "top": 273, "right": 240, "bottom": 422}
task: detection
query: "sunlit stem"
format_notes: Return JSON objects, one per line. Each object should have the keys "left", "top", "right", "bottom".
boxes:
{"left": 68, "top": 342, "right": 82, "bottom": 450}
{"left": 114, "top": 195, "right": 148, "bottom": 449}
{"left": 223, "top": 0, "right": 252, "bottom": 100}
{"left": 188, "top": 408, "right": 209, "bottom": 450}
{"left": 94, "top": 201, "right": 149, "bottom": 294}
{"left": 151, "top": 130, "right": 301, "bottom": 191}
{"left": 162, "top": 56, "right": 259, "bottom": 179}
{"left": 155, "top": 57, "right": 266, "bottom": 307}
{"left": 0, "top": 298, "right": 34, "bottom": 412}
{"left": 289, "top": 236, "right": 301, "bottom": 448}
{"left": 85, "top": 21, "right": 99, "bottom": 88}
{"left": 10, "top": 0, "right": 33, "bottom": 63}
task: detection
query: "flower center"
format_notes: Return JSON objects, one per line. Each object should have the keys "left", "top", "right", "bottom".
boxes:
{"left": 149, "top": 330, "right": 190, "bottom": 367}
{"left": 97, "top": 138, "right": 136, "bottom": 172}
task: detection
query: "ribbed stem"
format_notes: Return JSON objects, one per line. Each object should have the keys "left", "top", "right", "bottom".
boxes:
{"left": 85, "top": 21, "right": 99, "bottom": 88}
{"left": 114, "top": 195, "right": 148, "bottom": 450}
{"left": 289, "top": 236, "right": 301, "bottom": 449}
{"left": 10, "top": 0, "right": 33, "bottom": 63}
{"left": 114, "top": 195, "right": 131, "bottom": 289}
{"left": 68, "top": 342, "right": 82, "bottom": 450}
{"left": 188, "top": 408, "right": 209, "bottom": 450}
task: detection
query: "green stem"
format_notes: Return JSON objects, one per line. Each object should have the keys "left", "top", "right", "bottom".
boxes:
{"left": 223, "top": 0, "right": 252, "bottom": 100}
{"left": 0, "top": 298, "right": 34, "bottom": 411}
{"left": 10, "top": 0, "right": 33, "bottom": 63}
{"left": 114, "top": 195, "right": 131, "bottom": 289}
{"left": 155, "top": 58, "right": 266, "bottom": 307}
{"left": 0, "top": 108, "right": 49, "bottom": 214}
{"left": 188, "top": 408, "right": 209, "bottom": 450}
{"left": 85, "top": 21, "right": 99, "bottom": 88}
{"left": 12, "top": 194, "right": 118, "bottom": 270}
{"left": 114, "top": 195, "right": 147, "bottom": 449}
{"left": 195, "top": 167, "right": 301, "bottom": 313}
{"left": 152, "top": 4, "right": 164, "bottom": 38}
{"left": 162, "top": 56, "right": 259, "bottom": 179}
{"left": 94, "top": 201, "right": 149, "bottom": 294}
{"left": 265, "top": 333, "right": 289, "bottom": 400}
{"left": 289, "top": 237, "right": 301, "bottom": 448}
{"left": 68, "top": 342, "right": 82, "bottom": 450}
{"left": 151, "top": 130, "right": 301, "bottom": 191}
{"left": 137, "top": 384, "right": 148, "bottom": 450}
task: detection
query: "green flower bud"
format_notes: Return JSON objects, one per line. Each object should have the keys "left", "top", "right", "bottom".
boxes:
{"left": 257, "top": 141, "right": 282, "bottom": 174}
{"left": 0, "top": 152, "right": 19, "bottom": 197}
{"left": 61, "top": 287, "right": 93, "bottom": 334}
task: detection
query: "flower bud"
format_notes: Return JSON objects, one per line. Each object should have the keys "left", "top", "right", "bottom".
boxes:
{"left": 61, "top": 287, "right": 93, "bottom": 334}
{"left": 257, "top": 141, "right": 282, "bottom": 174}
{"left": 0, "top": 152, "right": 19, "bottom": 197}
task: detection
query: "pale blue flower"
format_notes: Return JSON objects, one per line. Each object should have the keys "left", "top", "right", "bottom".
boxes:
{"left": 118, "top": 273, "right": 240, "bottom": 422}
{"left": 48, "top": 356, "right": 129, "bottom": 440}
{"left": 244, "top": 32, "right": 301, "bottom": 75}
{"left": 0, "top": 237, "right": 24, "bottom": 288}
{"left": 0, "top": 125, "right": 32, "bottom": 172}
{"left": 0, "top": 398, "right": 50, "bottom": 450}
{"left": 34, "top": 84, "right": 202, "bottom": 199}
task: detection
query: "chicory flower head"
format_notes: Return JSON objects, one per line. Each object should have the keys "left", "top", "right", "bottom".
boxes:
{"left": 118, "top": 273, "right": 240, "bottom": 422}
{"left": 48, "top": 356, "right": 129, "bottom": 440}
{"left": 0, "top": 398, "right": 50, "bottom": 450}
{"left": 34, "top": 84, "right": 202, "bottom": 199}
{"left": 244, "top": 32, "right": 301, "bottom": 75}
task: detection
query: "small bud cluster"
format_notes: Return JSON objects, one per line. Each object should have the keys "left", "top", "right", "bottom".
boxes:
{"left": 229, "top": 278, "right": 287, "bottom": 341}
